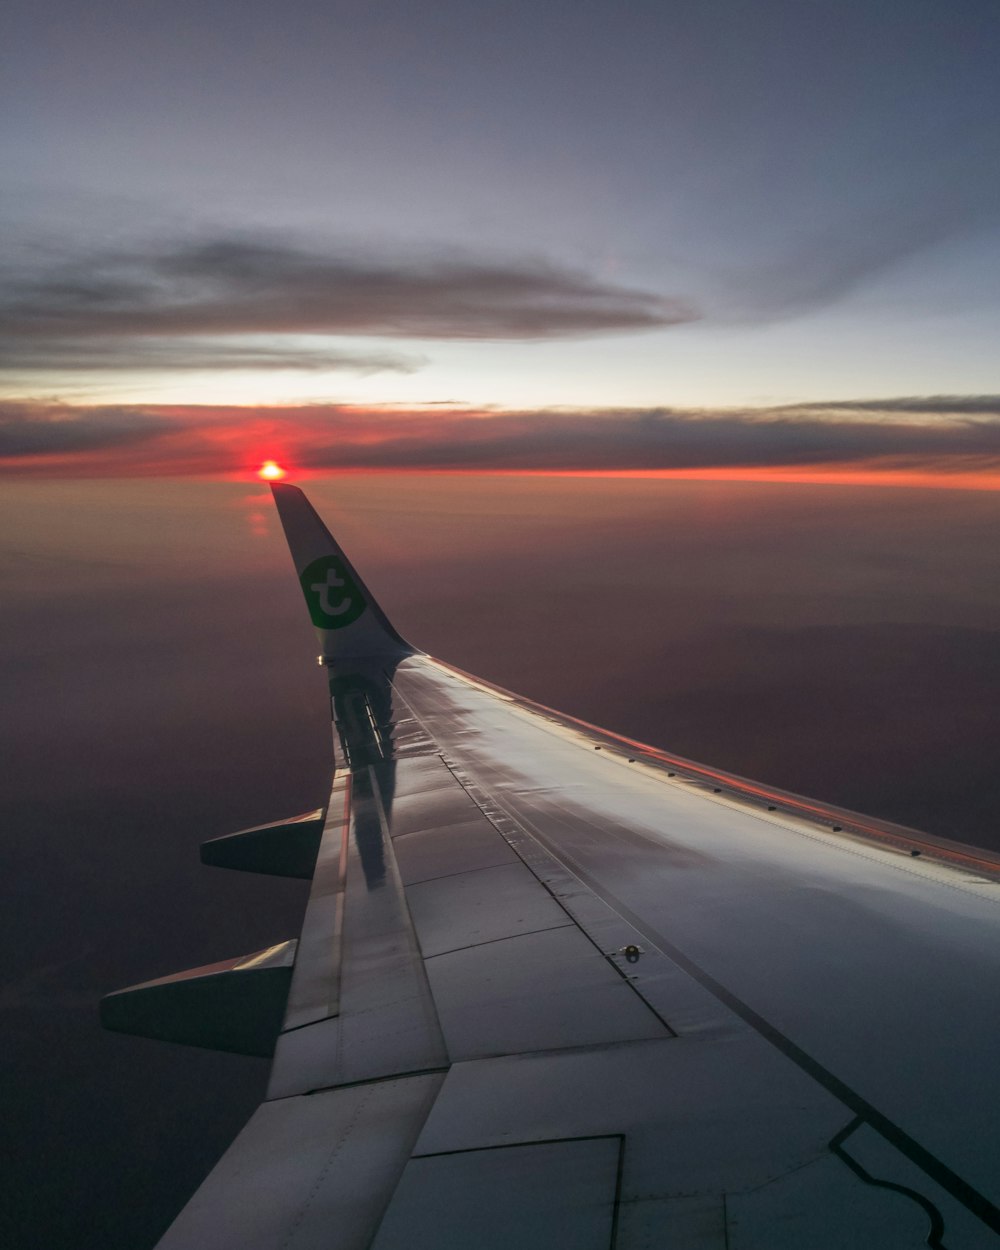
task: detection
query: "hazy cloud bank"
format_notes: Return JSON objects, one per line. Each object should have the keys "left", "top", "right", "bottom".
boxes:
{"left": 0, "top": 337, "right": 422, "bottom": 377}
{"left": 3, "top": 396, "right": 1000, "bottom": 481}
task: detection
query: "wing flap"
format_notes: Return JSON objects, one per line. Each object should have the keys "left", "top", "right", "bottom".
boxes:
{"left": 280, "top": 775, "right": 351, "bottom": 1030}
{"left": 268, "top": 760, "right": 448, "bottom": 1099}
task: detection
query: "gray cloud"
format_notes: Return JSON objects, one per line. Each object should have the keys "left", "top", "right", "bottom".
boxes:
{"left": 782, "top": 395, "right": 1000, "bottom": 417}
{"left": 3, "top": 396, "right": 1000, "bottom": 476}
{"left": 0, "top": 238, "right": 694, "bottom": 356}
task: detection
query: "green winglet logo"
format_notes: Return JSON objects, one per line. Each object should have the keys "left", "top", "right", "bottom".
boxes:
{"left": 300, "top": 555, "right": 367, "bottom": 629}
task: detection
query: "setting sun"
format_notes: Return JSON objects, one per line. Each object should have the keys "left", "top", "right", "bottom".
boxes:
{"left": 257, "top": 460, "right": 286, "bottom": 481}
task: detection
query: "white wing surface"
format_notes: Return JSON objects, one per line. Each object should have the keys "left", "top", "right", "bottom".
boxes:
{"left": 104, "top": 483, "right": 1000, "bottom": 1249}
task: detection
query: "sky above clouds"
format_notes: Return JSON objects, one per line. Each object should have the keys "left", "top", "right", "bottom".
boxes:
{"left": 2, "top": 0, "right": 1000, "bottom": 477}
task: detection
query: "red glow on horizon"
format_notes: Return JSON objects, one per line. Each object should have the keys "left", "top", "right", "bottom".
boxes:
{"left": 3, "top": 401, "right": 1000, "bottom": 490}
{"left": 507, "top": 465, "right": 1000, "bottom": 492}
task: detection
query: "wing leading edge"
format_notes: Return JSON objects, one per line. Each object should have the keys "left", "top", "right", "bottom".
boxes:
{"left": 106, "top": 485, "right": 1000, "bottom": 1250}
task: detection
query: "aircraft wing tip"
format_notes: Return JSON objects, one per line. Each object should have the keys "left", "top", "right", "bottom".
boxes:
{"left": 270, "top": 481, "right": 303, "bottom": 500}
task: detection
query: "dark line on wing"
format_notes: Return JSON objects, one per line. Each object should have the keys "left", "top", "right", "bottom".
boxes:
{"left": 609, "top": 1134, "right": 625, "bottom": 1250}
{"left": 422, "top": 921, "right": 575, "bottom": 961}
{"left": 280, "top": 1013, "right": 339, "bottom": 1037}
{"left": 515, "top": 825, "right": 1000, "bottom": 1239}
{"left": 414, "top": 1133, "right": 625, "bottom": 1248}
{"left": 270, "top": 1065, "right": 452, "bottom": 1101}
{"left": 413, "top": 1131, "right": 623, "bottom": 1160}
{"left": 830, "top": 1117, "right": 948, "bottom": 1249}
{"left": 398, "top": 858, "right": 517, "bottom": 887}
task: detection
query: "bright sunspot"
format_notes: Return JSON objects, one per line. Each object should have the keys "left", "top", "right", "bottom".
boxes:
{"left": 258, "top": 460, "right": 286, "bottom": 480}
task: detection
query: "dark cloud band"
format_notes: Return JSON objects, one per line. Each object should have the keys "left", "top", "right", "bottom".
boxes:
{"left": 3, "top": 396, "right": 1000, "bottom": 477}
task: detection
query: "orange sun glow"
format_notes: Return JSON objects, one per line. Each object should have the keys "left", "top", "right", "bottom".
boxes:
{"left": 257, "top": 460, "right": 287, "bottom": 481}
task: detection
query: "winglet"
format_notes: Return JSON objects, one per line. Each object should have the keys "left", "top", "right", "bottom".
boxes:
{"left": 270, "top": 483, "right": 413, "bottom": 663}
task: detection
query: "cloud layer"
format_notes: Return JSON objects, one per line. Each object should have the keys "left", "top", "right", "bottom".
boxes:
{"left": 3, "top": 395, "right": 1000, "bottom": 483}
{"left": 0, "top": 236, "right": 694, "bottom": 378}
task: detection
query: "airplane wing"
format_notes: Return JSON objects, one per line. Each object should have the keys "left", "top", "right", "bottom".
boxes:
{"left": 103, "top": 483, "right": 1000, "bottom": 1249}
